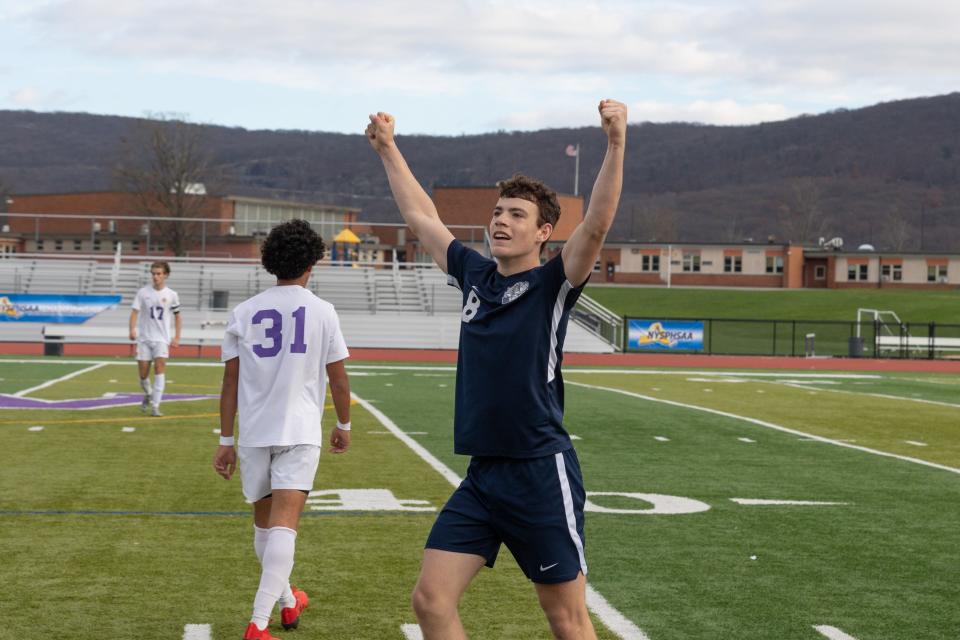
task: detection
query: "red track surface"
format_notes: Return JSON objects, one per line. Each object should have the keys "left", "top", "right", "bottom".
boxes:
{"left": 3, "top": 342, "right": 959, "bottom": 373}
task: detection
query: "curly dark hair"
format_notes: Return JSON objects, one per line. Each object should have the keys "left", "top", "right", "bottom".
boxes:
{"left": 496, "top": 173, "right": 561, "bottom": 229}
{"left": 261, "top": 219, "right": 326, "bottom": 280}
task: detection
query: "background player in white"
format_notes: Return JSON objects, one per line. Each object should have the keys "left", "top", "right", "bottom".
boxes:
{"left": 128, "top": 261, "right": 182, "bottom": 417}
{"left": 367, "top": 100, "right": 626, "bottom": 639}
{"left": 212, "top": 219, "right": 352, "bottom": 640}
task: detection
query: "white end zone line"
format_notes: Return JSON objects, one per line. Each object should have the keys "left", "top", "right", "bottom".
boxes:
{"left": 13, "top": 362, "right": 107, "bottom": 397}
{"left": 182, "top": 624, "right": 211, "bottom": 640}
{"left": 567, "top": 381, "right": 960, "bottom": 477}
{"left": 776, "top": 381, "right": 960, "bottom": 409}
{"left": 351, "top": 392, "right": 652, "bottom": 640}
{"left": 814, "top": 625, "right": 860, "bottom": 640}
{"left": 731, "top": 499, "right": 849, "bottom": 506}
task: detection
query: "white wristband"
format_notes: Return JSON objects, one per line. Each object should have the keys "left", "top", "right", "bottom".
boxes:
{"left": 219, "top": 435, "right": 235, "bottom": 446}
{"left": 336, "top": 421, "right": 352, "bottom": 431}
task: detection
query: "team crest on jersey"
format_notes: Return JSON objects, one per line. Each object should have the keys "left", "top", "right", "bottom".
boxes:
{"left": 501, "top": 281, "right": 529, "bottom": 304}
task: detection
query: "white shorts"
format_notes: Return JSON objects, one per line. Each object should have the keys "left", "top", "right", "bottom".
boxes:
{"left": 238, "top": 444, "right": 321, "bottom": 503}
{"left": 136, "top": 340, "right": 169, "bottom": 361}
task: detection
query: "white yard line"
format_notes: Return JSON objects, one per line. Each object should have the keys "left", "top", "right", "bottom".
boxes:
{"left": 348, "top": 365, "right": 882, "bottom": 379}
{"left": 567, "top": 381, "right": 960, "bottom": 476}
{"left": 731, "top": 499, "right": 849, "bottom": 506}
{"left": 181, "top": 624, "right": 211, "bottom": 640}
{"left": 13, "top": 362, "right": 107, "bottom": 397}
{"left": 400, "top": 624, "right": 424, "bottom": 640}
{"left": 351, "top": 391, "right": 652, "bottom": 640}
{"left": 776, "top": 381, "right": 960, "bottom": 409}
{"left": 814, "top": 625, "right": 860, "bottom": 640}
{"left": 1, "top": 359, "right": 223, "bottom": 367}
{"left": 351, "top": 393, "right": 462, "bottom": 488}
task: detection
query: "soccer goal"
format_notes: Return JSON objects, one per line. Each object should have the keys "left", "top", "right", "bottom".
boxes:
{"left": 857, "top": 308, "right": 907, "bottom": 355}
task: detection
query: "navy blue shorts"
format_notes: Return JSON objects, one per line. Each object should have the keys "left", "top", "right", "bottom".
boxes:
{"left": 425, "top": 447, "right": 587, "bottom": 584}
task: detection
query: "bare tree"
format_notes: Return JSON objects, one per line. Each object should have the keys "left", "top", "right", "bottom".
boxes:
{"left": 882, "top": 204, "right": 914, "bottom": 251}
{"left": 632, "top": 196, "right": 680, "bottom": 242}
{"left": 0, "top": 176, "right": 11, "bottom": 224}
{"left": 721, "top": 212, "right": 744, "bottom": 243}
{"left": 778, "top": 178, "right": 828, "bottom": 244}
{"left": 115, "top": 115, "right": 221, "bottom": 256}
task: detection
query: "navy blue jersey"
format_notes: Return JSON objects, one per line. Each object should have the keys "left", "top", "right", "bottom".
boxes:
{"left": 446, "top": 239, "right": 587, "bottom": 458}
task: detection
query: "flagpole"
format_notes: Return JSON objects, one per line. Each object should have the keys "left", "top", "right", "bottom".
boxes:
{"left": 574, "top": 143, "right": 580, "bottom": 196}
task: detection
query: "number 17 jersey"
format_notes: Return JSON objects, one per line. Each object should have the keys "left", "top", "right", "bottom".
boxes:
{"left": 221, "top": 285, "right": 349, "bottom": 447}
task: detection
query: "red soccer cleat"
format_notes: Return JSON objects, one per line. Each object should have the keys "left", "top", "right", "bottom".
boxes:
{"left": 280, "top": 587, "right": 309, "bottom": 630}
{"left": 243, "top": 622, "right": 279, "bottom": 640}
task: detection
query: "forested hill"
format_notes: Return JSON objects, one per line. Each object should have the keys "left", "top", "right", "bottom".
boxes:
{"left": 1, "top": 92, "right": 959, "bottom": 250}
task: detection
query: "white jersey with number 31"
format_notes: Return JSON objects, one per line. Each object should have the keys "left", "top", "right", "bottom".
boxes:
{"left": 221, "top": 285, "right": 349, "bottom": 447}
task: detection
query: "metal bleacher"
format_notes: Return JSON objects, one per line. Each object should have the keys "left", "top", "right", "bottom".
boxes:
{"left": 1, "top": 256, "right": 618, "bottom": 352}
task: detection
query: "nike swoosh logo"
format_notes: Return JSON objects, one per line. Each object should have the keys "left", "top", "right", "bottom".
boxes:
{"left": 539, "top": 563, "right": 559, "bottom": 572}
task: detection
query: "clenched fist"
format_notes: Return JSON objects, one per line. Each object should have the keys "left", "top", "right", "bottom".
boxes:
{"left": 366, "top": 112, "right": 396, "bottom": 154}
{"left": 598, "top": 99, "right": 627, "bottom": 147}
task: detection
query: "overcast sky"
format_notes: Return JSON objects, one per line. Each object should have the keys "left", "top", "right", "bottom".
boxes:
{"left": 3, "top": 0, "right": 958, "bottom": 135}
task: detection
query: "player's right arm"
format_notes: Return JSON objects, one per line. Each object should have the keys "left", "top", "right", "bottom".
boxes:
{"left": 366, "top": 112, "right": 455, "bottom": 272}
{"left": 213, "top": 357, "right": 239, "bottom": 480}
{"left": 129, "top": 289, "right": 140, "bottom": 341}
{"left": 128, "top": 309, "right": 138, "bottom": 341}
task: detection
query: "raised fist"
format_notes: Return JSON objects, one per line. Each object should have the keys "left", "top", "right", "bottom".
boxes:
{"left": 366, "top": 112, "right": 396, "bottom": 153}
{"left": 598, "top": 99, "right": 627, "bottom": 146}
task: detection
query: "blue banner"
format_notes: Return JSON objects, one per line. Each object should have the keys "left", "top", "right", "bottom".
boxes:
{"left": 0, "top": 294, "right": 122, "bottom": 323}
{"left": 628, "top": 319, "right": 705, "bottom": 351}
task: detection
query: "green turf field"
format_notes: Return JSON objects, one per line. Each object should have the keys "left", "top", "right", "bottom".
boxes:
{"left": 583, "top": 285, "right": 960, "bottom": 323}
{"left": 1, "top": 358, "right": 958, "bottom": 639}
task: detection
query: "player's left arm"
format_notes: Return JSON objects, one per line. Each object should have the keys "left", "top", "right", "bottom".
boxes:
{"left": 172, "top": 311, "right": 182, "bottom": 348}
{"left": 213, "top": 357, "right": 239, "bottom": 479}
{"left": 326, "top": 358, "right": 351, "bottom": 454}
{"left": 561, "top": 99, "right": 627, "bottom": 286}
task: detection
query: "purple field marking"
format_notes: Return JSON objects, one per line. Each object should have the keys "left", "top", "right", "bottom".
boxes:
{"left": 0, "top": 393, "right": 216, "bottom": 410}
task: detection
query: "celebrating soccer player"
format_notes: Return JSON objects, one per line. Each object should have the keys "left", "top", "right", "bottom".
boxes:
{"left": 366, "top": 99, "right": 626, "bottom": 639}
{"left": 212, "top": 219, "right": 353, "bottom": 640}
{"left": 129, "top": 261, "right": 182, "bottom": 416}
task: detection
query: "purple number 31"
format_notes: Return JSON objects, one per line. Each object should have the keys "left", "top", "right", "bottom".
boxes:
{"left": 252, "top": 306, "right": 307, "bottom": 357}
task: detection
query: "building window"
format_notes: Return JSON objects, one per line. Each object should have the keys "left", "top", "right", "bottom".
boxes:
{"left": 682, "top": 253, "right": 701, "bottom": 272}
{"left": 765, "top": 256, "right": 784, "bottom": 274}
{"left": 641, "top": 255, "right": 660, "bottom": 272}
{"left": 55, "top": 239, "right": 63, "bottom": 251}
{"left": 814, "top": 265, "right": 826, "bottom": 280}
{"left": 881, "top": 264, "right": 902, "bottom": 281}
{"left": 36, "top": 239, "right": 44, "bottom": 251}
{"left": 928, "top": 264, "right": 948, "bottom": 282}
{"left": 132, "top": 240, "right": 141, "bottom": 252}
{"left": 93, "top": 239, "right": 101, "bottom": 251}
{"left": 723, "top": 256, "right": 742, "bottom": 273}
{"left": 73, "top": 239, "right": 83, "bottom": 251}
{"left": 847, "top": 264, "right": 868, "bottom": 281}
{"left": 113, "top": 241, "right": 121, "bottom": 251}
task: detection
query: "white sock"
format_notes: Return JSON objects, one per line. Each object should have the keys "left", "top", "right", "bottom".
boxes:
{"left": 250, "top": 526, "right": 297, "bottom": 629}
{"left": 139, "top": 377, "right": 152, "bottom": 396}
{"left": 153, "top": 373, "right": 165, "bottom": 406}
{"left": 253, "top": 525, "right": 295, "bottom": 608}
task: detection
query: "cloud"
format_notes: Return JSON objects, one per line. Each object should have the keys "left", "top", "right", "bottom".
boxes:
{"left": 20, "top": 0, "right": 957, "bottom": 90}
{"left": 629, "top": 99, "right": 795, "bottom": 126}
{"left": 7, "top": 86, "right": 72, "bottom": 108}
{"left": 7, "top": 0, "right": 959, "bottom": 132}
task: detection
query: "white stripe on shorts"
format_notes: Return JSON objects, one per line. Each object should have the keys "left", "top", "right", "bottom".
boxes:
{"left": 554, "top": 452, "right": 587, "bottom": 575}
